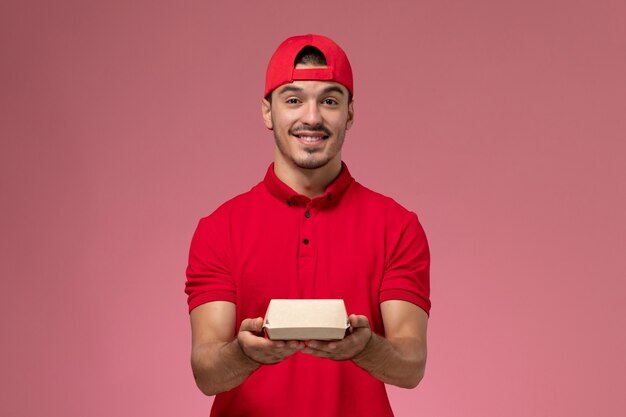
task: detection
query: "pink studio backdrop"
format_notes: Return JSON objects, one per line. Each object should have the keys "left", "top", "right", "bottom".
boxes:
{"left": 1, "top": 0, "right": 625, "bottom": 416}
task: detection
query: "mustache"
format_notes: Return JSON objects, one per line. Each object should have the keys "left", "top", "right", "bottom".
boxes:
{"left": 290, "top": 125, "right": 331, "bottom": 136}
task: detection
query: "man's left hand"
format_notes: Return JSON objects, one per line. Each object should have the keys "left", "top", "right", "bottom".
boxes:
{"left": 302, "top": 314, "right": 373, "bottom": 361}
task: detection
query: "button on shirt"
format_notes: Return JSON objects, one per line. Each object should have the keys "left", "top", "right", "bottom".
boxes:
{"left": 185, "top": 162, "right": 430, "bottom": 417}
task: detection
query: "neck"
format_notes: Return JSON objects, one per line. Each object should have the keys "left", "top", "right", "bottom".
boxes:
{"left": 273, "top": 156, "right": 342, "bottom": 198}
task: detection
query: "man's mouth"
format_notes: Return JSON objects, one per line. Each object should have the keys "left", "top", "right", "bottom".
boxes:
{"left": 295, "top": 134, "right": 328, "bottom": 143}
{"left": 291, "top": 128, "right": 330, "bottom": 145}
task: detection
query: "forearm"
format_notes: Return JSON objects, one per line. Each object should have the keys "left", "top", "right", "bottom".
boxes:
{"left": 191, "top": 338, "right": 260, "bottom": 396}
{"left": 352, "top": 333, "right": 427, "bottom": 388}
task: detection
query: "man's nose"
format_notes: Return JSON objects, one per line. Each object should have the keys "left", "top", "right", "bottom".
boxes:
{"left": 301, "top": 102, "right": 323, "bottom": 126}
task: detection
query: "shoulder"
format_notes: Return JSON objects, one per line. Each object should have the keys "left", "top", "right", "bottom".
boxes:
{"left": 347, "top": 181, "right": 418, "bottom": 221}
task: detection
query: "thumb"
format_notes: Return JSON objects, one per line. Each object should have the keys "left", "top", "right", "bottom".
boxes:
{"left": 240, "top": 317, "right": 264, "bottom": 332}
{"left": 349, "top": 314, "right": 370, "bottom": 329}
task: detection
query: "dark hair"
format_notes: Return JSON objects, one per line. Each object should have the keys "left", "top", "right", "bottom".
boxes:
{"left": 266, "top": 46, "right": 352, "bottom": 102}
{"left": 294, "top": 46, "right": 328, "bottom": 67}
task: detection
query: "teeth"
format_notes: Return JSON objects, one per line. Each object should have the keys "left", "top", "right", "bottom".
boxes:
{"left": 299, "top": 136, "right": 322, "bottom": 142}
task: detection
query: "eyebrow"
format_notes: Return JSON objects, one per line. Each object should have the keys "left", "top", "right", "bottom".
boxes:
{"left": 321, "top": 86, "right": 346, "bottom": 96}
{"left": 277, "top": 85, "right": 304, "bottom": 95}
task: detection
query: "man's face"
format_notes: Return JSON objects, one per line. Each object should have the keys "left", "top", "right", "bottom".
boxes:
{"left": 262, "top": 67, "right": 354, "bottom": 171}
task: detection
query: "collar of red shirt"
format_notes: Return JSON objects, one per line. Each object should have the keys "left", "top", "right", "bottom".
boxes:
{"left": 263, "top": 161, "right": 354, "bottom": 208}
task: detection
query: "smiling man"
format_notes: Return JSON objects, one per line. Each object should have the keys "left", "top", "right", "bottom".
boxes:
{"left": 185, "top": 34, "right": 431, "bottom": 417}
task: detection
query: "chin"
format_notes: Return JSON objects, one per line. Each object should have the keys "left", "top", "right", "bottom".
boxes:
{"left": 293, "top": 157, "right": 332, "bottom": 170}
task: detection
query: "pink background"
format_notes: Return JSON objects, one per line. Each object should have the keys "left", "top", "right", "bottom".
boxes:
{"left": 1, "top": 0, "right": 625, "bottom": 416}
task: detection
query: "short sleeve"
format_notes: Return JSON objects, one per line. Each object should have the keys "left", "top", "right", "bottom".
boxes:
{"left": 379, "top": 212, "right": 431, "bottom": 315}
{"left": 185, "top": 215, "right": 237, "bottom": 312}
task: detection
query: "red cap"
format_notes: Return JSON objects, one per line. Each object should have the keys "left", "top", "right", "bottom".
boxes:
{"left": 264, "top": 34, "right": 353, "bottom": 98}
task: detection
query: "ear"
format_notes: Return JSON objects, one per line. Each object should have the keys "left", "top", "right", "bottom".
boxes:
{"left": 261, "top": 98, "right": 273, "bottom": 130}
{"left": 346, "top": 100, "right": 354, "bottom": 130}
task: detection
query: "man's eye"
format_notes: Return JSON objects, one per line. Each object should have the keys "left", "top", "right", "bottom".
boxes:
{"left": 322, "top": 98, "right": 338, "bottom": 105}
{"left": 286, "top": 98, "right": 300, "bottom": 104}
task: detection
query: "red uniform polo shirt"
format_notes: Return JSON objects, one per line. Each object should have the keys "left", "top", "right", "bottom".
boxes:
{"left": 186, "top": 162, "right": 430, "bottom": 417}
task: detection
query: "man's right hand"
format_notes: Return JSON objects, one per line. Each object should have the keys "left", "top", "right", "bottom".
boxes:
{"left": 190, "top": 303, "right": 305, "bottom": 396}
{"left": 237, "top": 317, "right": 304, "bottom": 364}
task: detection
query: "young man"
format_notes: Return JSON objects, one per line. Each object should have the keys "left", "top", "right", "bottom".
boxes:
{"left": 185, "top": 34, "right": 431, "bottom": 417}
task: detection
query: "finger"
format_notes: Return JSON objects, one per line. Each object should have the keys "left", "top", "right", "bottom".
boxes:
{"left": 240, "top": 331, "right": 281, "bottom": 349}
{"left": 302, "top": 345, "right": 348, "bottom": 360}
{"left": 254, "top": 342, "right": 302, "bottom": 364}
{"left": 309, "top": 339, "right": 353, "bottom": 354}
{"left": 238, "top": 338, "right": 292, "bottom": 365}
{"left": 286, "top": 340, "right": 305, "bottom": 350}
{"left": 305, "top": 340, "right": 329, "bottom": 349}
{"left": 308, "top": 334, "right": 361, "bottom": 350}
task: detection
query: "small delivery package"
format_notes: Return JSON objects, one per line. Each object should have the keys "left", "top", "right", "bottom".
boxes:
{"left": 263, "top": 299, "right": 349, "bottom": 341}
